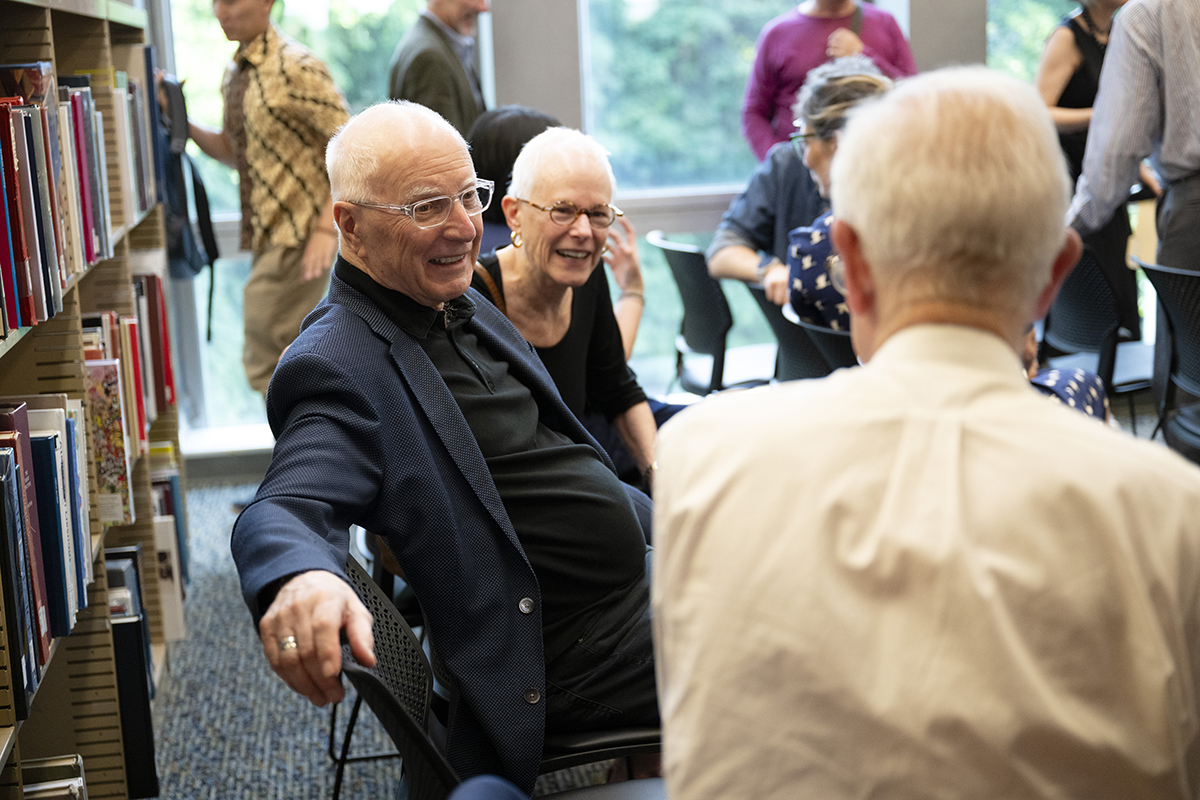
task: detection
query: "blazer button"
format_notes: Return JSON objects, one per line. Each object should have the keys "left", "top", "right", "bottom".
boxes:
{"left": 524, "top": 688, "right": 541, "bottom": 704}
{"left": 518, "top": 597, "right": 535, "bottom": 614}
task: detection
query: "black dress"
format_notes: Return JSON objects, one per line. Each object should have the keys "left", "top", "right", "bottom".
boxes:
{"left": 1056, "top": 15, "right": 1140, "bottom": 336}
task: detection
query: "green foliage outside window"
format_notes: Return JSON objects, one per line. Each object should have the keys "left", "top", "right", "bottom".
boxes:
{"left": 987, "top": 0, "right": 1076, "bottom": 82}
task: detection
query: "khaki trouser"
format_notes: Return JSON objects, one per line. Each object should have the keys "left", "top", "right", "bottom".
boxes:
{"left": 243, "top": 244, "right": 330, "bottom": 393}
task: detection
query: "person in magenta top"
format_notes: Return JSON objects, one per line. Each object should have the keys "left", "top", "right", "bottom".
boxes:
{"left": 742, "top": 0, "right": 917, "bottom": 160}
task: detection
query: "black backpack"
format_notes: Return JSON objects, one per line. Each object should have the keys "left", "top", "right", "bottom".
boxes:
{"left": 158, "top": 76, "right": 220, "bottom": 339}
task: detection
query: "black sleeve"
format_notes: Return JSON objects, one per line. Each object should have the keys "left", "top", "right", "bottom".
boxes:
{"left": 582, "top": 270, "right": 647, "bottom": 420}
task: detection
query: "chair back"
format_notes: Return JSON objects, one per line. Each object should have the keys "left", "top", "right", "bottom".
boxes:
{"left": 1044, "top": 249, "right": 1122, "bottom": 389}
{"left": 1135, "top": 258, "right": 1200, "bottom": 399}
{"left": 342, "top": 557, "right": 460, "bottom": 800}
{"left": 794, "top": 317, "right": 857, "bottom": 370}
{"left": 746, "top": 286, "right": 832, "bottom": 380}
{"left": 647, "top": 230, "right": 732, "bottom": 394}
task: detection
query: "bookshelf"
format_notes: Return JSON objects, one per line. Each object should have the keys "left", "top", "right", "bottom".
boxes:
{"left": 0, "top": 0, "right": 186, "bottom": 797}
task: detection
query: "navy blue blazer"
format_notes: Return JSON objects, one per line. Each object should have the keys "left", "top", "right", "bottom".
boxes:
{"left": 231, "top": 272, "right": 616, "bottom": 791}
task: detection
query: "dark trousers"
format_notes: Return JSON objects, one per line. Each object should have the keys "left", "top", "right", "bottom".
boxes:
{"left": 544, "top": 552, "right": 659, "bottom": 734}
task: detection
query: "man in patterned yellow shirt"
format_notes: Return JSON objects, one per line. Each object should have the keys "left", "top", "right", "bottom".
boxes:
{"left": 187, "top": 0, "right": 350, "bottom": 394}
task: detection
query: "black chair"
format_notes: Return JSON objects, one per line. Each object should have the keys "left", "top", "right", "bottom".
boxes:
{"left": 746, "top": 286, "right": 833, "bottom": 381}
{"left": 1042, "top": 248, "right": 1152, "bottom": 430}
{"left": 338, "top": 556, "right": 664, "bottom": 800}
{"left": 1133, "top": 258, "right": 1200, "bottom": 456}
{"left": 794, "top": 317, "right": 857, "bottom": 370}
{"left": 647, "top": 230, "right": 775, "bottom": 395}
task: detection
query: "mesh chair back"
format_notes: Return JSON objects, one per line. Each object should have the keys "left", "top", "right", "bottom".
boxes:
{"left": 342, "top": 557, "right": 459, "bottom": 800}
{"left": 1044, "top": 249, "right": 1121, "bottom": 355}
{"left": 746, "top": 286, "right": 832, "bottom": 380}
{"left": 795, "top": 317, "right": 857, "bottom": 369}
{"left": 1137, "top": 259, "right": 1200, "bottom": 398}
{"left": 647, "top": 230, "right": 732, "bottom": 393}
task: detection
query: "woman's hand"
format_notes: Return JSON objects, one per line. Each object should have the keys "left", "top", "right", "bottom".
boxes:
{"left": 603, "top": 216, "right": 644, "bottom": 294}
{"left": 827, "top": 28, "right": 864, "bottom": 59}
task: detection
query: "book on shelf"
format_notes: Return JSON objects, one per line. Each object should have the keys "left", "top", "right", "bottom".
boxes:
{"left": 21, "top": 103, "right": 63, "bottom": 315}
{"left": 29, "top": 430, "right": 77, "bottom": 637}
{"left": 59, "top": 77, "right": 110, "bottom": 261}
{"left": 129, "top": 78, "right": 153, "bottom": 213}
{"left": 119, "top": 315, "right": 149, "bottom": 455}
{"left": 0, "top": 447, "right": 37, "bottom": 720}
{"left": 142, "top": 46, "right": 167, "bottom": 205}
{"left": 10, "top": 394, "right": 92, "bottom": 580}
{"left": 54, "top": 99, "right": 84, "bottom": 280}
{"left": 0, "top": 140, "right": 13, "bottom": 335}
{"left": 8, "top": 106, "right": 49, "bottom": 323}
{"left": 111, "top": 75, "right": 136, "bottom": 227}
{"left": 61, "top": 86, "right": 98, "bottom": 265}
{"left": 132, "top": 270, "right": 176, "bottom": 409}
{"left": 150, "top": 440, "right": 188, "bottom": 588}
{"left": 85, "top": 359, "right": 134, "bottom": 526}
{"left": 0, "top": 402, "right": 52, "bottom": 664}
{"left": 131, "top": 280, "right": 157, "bottom": 423}
{"left": 29, "top": 405, "right": 90, "bottom": 604}
{"left": 21, "top": 753, "right": 87, "bottom": 799}
{"left": 154, "top": 515, "right": 185, "bottom": 641}
{"left": 0, "top": 63, "right": 66, "bottom": 293}
{"left": 0, "top": 97, "right": 34, "bottom": 327}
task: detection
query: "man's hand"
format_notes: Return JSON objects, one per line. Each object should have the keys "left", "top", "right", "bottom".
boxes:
{"left": 301, "top": 228, "right": 338, "bottom": 281}
{"left": 827, "top": 28, "right": 865, "bottom": 59}
{"left": 763, "top": 261, "right": 790, "bottom": 306}
{"left": 258, "top": 570, "right": 375, "bottom": 707}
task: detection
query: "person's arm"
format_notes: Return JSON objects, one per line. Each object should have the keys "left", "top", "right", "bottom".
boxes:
{"left": 1035, "top": 26, "right": 1091, "bottom": 134}
{"left": 1068, "top": 4, "right": 1161, "bottom": 235}
{"left": 603, "top": 216, "right": 644, "bottom": 359}
{"left": 231, "top": 348, "right": 384, "bottom": 708}
{"left": 707, "top": 146, "right": 785, "bottom": 283}
{"left": 741, "top": 33, "right": 781, "bottom": 160}
{"left": 612, "top": 400, "right": 657, "bottom": 477}
{"left": 188, "top": 120, "right": 236, "bottom": 168}
{"left": 302, "top": 195, "right": 339, "bottom": 281}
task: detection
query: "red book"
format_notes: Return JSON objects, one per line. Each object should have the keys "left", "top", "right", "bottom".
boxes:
{"left": 120, "top": 316, "right": 148, "bottom": 455}
{"left": 68, "top": 93, "right": 95, "bottom": 266}
{"left": 0, "top": 97, "right": 33, "bottom": 326}
{"left": 0, "top": 405, "right": 52, "bottom": 665}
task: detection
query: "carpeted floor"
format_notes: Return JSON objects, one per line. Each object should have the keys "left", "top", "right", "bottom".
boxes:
{"left": 151, "top": 478, "right": 609, "bottom": 799}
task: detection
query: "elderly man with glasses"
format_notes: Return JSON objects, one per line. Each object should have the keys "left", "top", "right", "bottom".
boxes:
{"left": 230, "top": 101, "right": 659, "bottom": 795}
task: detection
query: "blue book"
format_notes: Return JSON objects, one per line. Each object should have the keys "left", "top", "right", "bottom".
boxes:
{"left": 63, "top": 416, "right": 86, "bottom": 611}
{"left": 29, "top": 433, "right": 69, "bottom": 636}
{"left": 0, "top": 447, "right": 36, "bottom": 717}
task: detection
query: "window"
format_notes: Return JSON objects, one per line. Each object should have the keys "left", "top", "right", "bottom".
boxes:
{"left": 986, "top": 0, "right": 1075, "bottom": 81}
{"left": 583, "top": 0, "right": 793, "bottom": 191}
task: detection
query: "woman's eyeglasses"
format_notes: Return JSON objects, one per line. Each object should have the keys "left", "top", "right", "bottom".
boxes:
{"left": 516, "top": 198, "right": 623, "bottom": 228}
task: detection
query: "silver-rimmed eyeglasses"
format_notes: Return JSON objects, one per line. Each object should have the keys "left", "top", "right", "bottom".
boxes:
{"left": 350, "top": 179, "right": 494, "bottom": 229}
{"left": 516, "top": 198, "right": 623, "bottom": 229}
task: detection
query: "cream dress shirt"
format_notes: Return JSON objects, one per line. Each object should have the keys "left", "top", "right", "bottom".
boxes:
{"left": 653, "top": 324, "right": 1200, "bottom": 800}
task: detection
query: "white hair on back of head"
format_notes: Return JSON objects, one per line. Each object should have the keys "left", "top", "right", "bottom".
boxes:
{"left": 830, "top": 66, "right": 1072, "bottom": 312}
{"left": 507, "top": 127, "right": 617, "bottom": 200}
{"left": 326, "top": 100, "right": 466, "bottom": 203}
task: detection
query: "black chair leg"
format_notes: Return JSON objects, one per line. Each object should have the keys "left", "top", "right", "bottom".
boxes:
{"left": 332, "top": 694, "right": 364, "bottom": 800}
{"left": 1128, "top": 393, "right": 1138, "bottom": 436}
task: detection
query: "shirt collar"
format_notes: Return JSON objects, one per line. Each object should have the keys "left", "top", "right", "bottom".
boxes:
{"left": 870, "top": 324, "right": 1027, "bottom": 383}
{"left": 421, "top": 9, "right": 475, "bottom": 60}
{"left": 234, "top": 23, "right": 279, "bottom": 68}
{"left": 334, "top": 256, "right": 476, "bottom": 339}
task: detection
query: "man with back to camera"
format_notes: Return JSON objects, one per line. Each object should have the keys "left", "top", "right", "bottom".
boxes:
{"left": 230, "top": 101, "right": 658, "bottom": 794}
{"left": 389, "top": 0, "right": 489, "bottom": 136}
{"left": 653, "top": 67, "right": 1200, "bottom": 799}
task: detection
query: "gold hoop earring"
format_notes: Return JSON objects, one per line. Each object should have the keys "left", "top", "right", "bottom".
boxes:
{"left": 511, "top": 230, "right": 523, "bottom": 248}
{"left": 600, "top": 243, "right": 610, "bottom": 255}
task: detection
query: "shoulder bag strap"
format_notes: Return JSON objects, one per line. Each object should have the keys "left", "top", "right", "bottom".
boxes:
{"left": 472, "top": 262, "right": 506, "bottom": 316}
{"left": 850, "top": 2, "right": 863, "bottom": 37}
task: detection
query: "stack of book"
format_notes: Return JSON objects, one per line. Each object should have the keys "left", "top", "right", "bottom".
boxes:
{"left": 20, "top": 754, "right": 87, "bottom": 799}
{"left": 0, "top": 395, "right": 93, "bottom": 720}
{"left": 0, "top": 54, "right": 159, "bottom": 339}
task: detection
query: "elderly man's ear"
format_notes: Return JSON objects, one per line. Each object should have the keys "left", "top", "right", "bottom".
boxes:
{"left": 333, "top": 202, "right": 365, "bottom": 259}
{"left": 830, "top": 219, "right": 874, "bottom": 318}
{"left": 1034, "top": 228, "right": 1083, "bottom": 321}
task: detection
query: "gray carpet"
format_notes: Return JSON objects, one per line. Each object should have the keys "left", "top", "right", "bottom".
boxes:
{"left": 152, "top": 478, "right": 609, "bottom": 798}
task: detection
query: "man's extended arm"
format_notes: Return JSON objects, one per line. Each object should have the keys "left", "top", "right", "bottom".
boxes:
{"left": 1067, "top": 5, "right": 1161, "bottom": 235}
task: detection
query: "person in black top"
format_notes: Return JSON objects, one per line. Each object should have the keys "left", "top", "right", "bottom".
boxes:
{"left": 472, "top": 127, "right": 659, "bottom": 489}
{"left": 1035, "top": 0, "right": 1157, "bottom": 337}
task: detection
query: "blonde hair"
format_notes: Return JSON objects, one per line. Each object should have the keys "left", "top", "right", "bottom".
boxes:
{"left": 792, "top": 55, "right": 892, "bottom": 140}
{"left": 830, "top": 66, "right": 1072, "bottom": 312}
